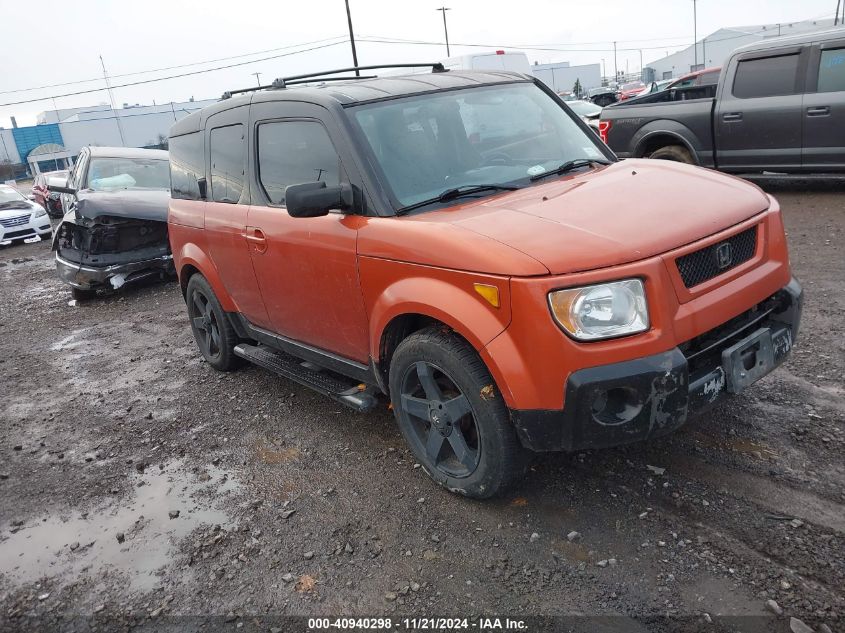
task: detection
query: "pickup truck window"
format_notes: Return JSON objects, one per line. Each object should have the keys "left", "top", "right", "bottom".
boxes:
{"left": 256, "top": 121, "right": 340, "bottom": 206}
{"left": 733, "top": 53, "right": 800, "bottom": 99}
{"left": 351, "top": 83, "right": 600, "bottom": 210}
{"left": 209, "top": 124, "right": 245, "bottom": 204}
{"left": 818, "top": 48, "right": 845, "bottom": 93}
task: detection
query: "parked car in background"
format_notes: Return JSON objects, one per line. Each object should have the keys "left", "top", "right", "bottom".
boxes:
{"left": 169, "top": 65, "right": 801, "bottom": 499}
{"left": 665, "top": 67, "right": 721, "bottom": 90}
{"left": 617, "top": 81, "right": 646, "bottom": 101}
{"left": 587, "top": 86, "right": 618, "bottom": 107}
{"left": 565, "top": 99, "right": 602, "bottom": 133}
{"left": 32, "top": 170, "right": 70, "bottom": 218}
{"left": 49, "top": 146, "right": 173, "bottom": 300}
{"left": 599, "top": 27, "right": 845, "bottom": 172}
{"left": 0, "top": 184, "right": 53, "bottom": 245}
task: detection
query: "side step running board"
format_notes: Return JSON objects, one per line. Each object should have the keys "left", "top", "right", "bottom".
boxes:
{"left": 234, "top": 343, "right": 378, "bottom": 412}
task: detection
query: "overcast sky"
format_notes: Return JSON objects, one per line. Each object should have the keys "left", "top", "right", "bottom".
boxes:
{"left": 0, "top": 0, "right": 837, "bottom": 127}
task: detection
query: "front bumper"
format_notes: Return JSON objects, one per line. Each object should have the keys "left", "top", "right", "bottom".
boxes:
{"left": 0, "top": 215, "right": 52, "bottom": 242}
{"left": 510, "top": 278, "right": 803, "bottom": 452}
{"left": 56, "top": 252, "right": 174, "bottom": 289}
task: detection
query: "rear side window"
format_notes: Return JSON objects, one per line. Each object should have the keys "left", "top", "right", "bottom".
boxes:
{"left": 818, "top": 48, "right": 845, "bottom": 93}
{"left": 209, "top": 124, "right": 245, "bottom": 204}
{"left": 169, "top": 131, "right": 204, "bottom": 200}
{"left": 257, "top": 121, "right": 340, "bottom": 205}
{"left": 732, "top": 54, "right": 800, "bottom": 98}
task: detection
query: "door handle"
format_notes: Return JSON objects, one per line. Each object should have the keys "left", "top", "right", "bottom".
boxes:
{"left": 722, "top": 112, "right": 743, "bottom": 122}
{"left": 244, "top": 226, "right": 268, "bottom": 254}
{"left": 806, "top": 106, "right": 830, "bottom": 117}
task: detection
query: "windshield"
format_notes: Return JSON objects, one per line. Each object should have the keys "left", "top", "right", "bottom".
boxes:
{"left": 351, "top": 83, "right": 607, "bottom": 210}
{"left": 86, "top": 157, "right": 170, "bottom": 191}
{"left": 0, "top": 186, "right": 27, "bottom": 205}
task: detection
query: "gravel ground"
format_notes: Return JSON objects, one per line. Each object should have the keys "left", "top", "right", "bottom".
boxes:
{"left": 1, "top": 184, "right": 843, "bottom": 632}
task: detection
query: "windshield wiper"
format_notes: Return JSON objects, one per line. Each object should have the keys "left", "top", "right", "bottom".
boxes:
{"left": 396, "top": 184, "right": 520, "bottom": 215}
{"left": 529, "top": 158, "right": 612, "bottom": 182}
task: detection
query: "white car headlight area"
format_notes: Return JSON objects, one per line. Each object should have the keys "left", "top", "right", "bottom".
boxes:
{"left": 548, "top": 279, "right": 650, "bottom": 341}
{"left": 32, "top": 202, "right": 47, "bottom": 218}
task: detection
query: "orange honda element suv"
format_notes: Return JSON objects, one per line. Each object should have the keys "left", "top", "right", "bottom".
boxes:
{"left": 168, "top": 64, "right": 802, "bottom": 498}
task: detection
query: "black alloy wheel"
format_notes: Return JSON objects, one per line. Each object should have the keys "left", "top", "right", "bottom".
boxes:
{"left": 185, "top": 274, "right": 240, "bottom": 371}
{"left": 399, "top": 360, "right": 481, "bottom": 478}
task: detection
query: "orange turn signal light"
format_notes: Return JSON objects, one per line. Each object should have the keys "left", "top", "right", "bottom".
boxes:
{"left": 473, "top": 283, "right": 500, "bottom": 308}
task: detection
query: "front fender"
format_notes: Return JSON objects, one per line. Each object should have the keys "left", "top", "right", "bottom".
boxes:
{"left": 360, "top": 256, "right": 512, "bottom": 368}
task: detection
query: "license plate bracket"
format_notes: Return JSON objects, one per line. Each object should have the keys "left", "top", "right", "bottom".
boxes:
{"left": 722, "top": 328, "right": 775, "bottom": 394}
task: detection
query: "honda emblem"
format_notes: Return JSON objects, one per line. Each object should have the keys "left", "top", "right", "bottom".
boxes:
{"left": 715, "top": 242, "right": 733, "bottom": 269}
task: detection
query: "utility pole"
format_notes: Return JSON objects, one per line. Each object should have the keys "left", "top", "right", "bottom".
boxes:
{"left": 693, "top": 0, "right": 698, "bottom": 68}
{"left": 252, "top": 72, "right": 262, "bottom": 86}
{"left": 836, "top": 0, "right": 841, "bottom": 26}
{"left": 638, "top": 49, "right": 643, "bottom": 78}
{"left": 437, "top": 7, "right": 451, "bottom": 57}
{"left": 344, "top": 0, "right": 360, "bottom": 76}
{"left": 601, "top": 58, "right": 606, "bottom": 81}
{"left": 99, "top": 55, "right": 126, "bottom": 147}
{"left": 613, "top": 41, "right": 618, "bottom": 81}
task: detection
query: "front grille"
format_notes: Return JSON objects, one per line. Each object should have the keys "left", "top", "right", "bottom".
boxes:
{"left": 3, "top": 228, "right": 37, "bottom": 239}
{"left": 676, "top": 226, "right": 757, "bottom": 288}
{"left": 0, "top": 213, "right": 31, "bottom": 228}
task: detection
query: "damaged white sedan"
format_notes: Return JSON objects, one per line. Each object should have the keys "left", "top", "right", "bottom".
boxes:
{"left": 49, "top": 147, "right": 174, "bottom": 301}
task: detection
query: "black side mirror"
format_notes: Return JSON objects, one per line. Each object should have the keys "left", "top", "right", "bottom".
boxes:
{"left": 286, "top": 181, "right": 353, "bottom": 218}
{"left": 47, "top": 184, "right": 77, "bottom": 196}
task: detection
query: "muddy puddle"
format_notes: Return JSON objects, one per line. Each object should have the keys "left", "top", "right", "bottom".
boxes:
{"left": 0, "top": 460, "right": 240, "bottom": 591}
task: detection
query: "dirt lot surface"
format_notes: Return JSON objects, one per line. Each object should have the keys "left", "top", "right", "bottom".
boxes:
{"left": 1, "top": 184, "right": 843, "bottom": 632}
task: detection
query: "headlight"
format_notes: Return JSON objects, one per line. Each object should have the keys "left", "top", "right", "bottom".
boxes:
{"left": 32, "top": 203, "right": 47, "bottom": 218}
{"left": 548, "top": 279, "right": 649, "bottom": 341}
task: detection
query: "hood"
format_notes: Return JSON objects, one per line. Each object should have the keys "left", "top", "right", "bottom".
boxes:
{"left": 0, "top": 201, "right": 40, "bottom": 217}
{"left": 75, "top": 188, "right": 170, "bottom": 222}
{"left": 419, "top": 159, "right": 770, "bottom": 276}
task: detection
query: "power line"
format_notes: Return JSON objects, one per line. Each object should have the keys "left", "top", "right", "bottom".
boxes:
{"left": 0, "top": 35, "right": 348, "bottom": 96}
{"left": 0, "top": 40, "right": 349, "bottom": 108}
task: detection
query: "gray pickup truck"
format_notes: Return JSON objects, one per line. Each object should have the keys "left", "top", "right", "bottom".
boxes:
{"left": 600, "top": 27, "right": 845, "bottom": 175}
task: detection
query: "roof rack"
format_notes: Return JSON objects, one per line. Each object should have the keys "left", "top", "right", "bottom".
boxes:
{"left": 221, "top": 62, "right": 447, "bottom": 100}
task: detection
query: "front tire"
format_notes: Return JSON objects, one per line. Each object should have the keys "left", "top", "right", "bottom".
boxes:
{"left": 186, "top": 274, "right": 240, "bottom": 371}
{"left": 71, "top": 287, "right": 96, "bottom": 301}
{"left": 389, "top": 327, "right": 524, "bottom": 499}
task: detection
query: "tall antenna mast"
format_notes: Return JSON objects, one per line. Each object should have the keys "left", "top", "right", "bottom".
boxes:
{"left": 99, "top": 55, "right": 126, "bottom": 147}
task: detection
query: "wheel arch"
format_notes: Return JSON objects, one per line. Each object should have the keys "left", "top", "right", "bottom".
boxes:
{"left": 632, "top": 124, "right": 702, "bottom": 164}
{"left": 369, "top": 275, "right": 514, "bottom": 405}
{"left": 176, "top": 243, "right": 237, "bottom": 312}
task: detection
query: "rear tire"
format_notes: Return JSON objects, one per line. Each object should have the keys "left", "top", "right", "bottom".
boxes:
{"left": 389, "top": 326, "right": 524, "bottom": 499}
{"left": 71, "top": 287, "right": 96, "bottom": 301}
{"left": 186, "top": 274, "right": 240, "bottom": 372}
{"left": 649, "top": 145, "right": 693, "bottom": 164}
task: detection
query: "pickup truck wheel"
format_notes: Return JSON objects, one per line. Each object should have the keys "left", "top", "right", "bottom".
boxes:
{"left": 389, "top": 327, "right": 523, "bottom": 499}
{"left": 648, "top": 145, "right": 693, "bottom": 163}
{"left": 71, "top": 287, "right": 96, "bottom": 301}
{"left": 186, "top": 274, "right": 239, "bottom": 372}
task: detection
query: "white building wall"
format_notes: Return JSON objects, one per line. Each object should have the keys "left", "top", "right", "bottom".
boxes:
{"left": 55, "top": 100, "right": 216, "bottom": 156}
{"left": 533, "top": 63, "right": 602, "bottom": 93}
{"left": 645, "top": 19, "right": 839, "bottom": 80}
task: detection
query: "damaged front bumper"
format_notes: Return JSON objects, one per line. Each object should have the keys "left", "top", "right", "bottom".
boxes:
{"left": 56, "top": 252, "right": 174, "bottom": 290}
{"left": 53, "top": 214, "right": 174, "bottom": 290}
{"left": 510, "top": 278, "right": 803, "bottom": 452}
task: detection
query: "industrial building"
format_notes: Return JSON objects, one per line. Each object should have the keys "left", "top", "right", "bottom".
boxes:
{"left": 532, "top": 61, "right": 602, "bottom": 95}
{"left": 0, "top": 99, "right": 215, "bottom": 178}
{"left": 644, "top": 17, "right": 839, "bottom": 80}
